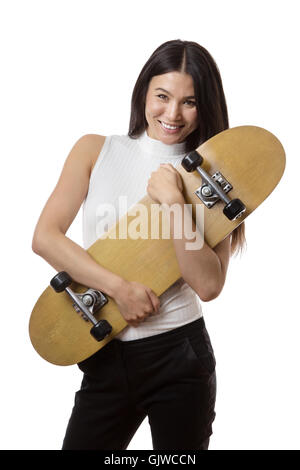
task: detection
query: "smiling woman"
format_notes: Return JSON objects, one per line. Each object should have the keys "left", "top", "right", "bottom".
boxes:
{"left": 129, "top": 39, "right": 244, "bottom": 255}
{"left": 32, "top": 39, "right": 244, "bottom": 451}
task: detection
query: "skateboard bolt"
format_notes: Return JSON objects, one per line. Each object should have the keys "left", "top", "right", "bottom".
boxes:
{"left": 202, "top": 185, "right": 213, "bottom": 197}
{"left": 82, "top": 294, "right": 93, "bottom": 306}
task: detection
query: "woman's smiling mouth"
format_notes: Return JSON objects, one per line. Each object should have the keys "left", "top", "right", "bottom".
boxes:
{"left": 158, "top": 120, "right": 184, "bottom": 133}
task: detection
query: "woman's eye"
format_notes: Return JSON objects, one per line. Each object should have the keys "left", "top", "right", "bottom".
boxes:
{"left": 185, "top": 100, "right": 196, "bottom": 107}
{"left": 157, "top": 94, "right": 168, "bottom": 100}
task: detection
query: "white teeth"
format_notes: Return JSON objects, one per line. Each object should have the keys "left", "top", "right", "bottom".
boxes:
{"left": 161, "top": 121, "right": 181, "bottom": 130}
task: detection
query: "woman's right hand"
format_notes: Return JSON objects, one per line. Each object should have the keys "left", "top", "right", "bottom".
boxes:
{"left": 113, "top": 280, "right": 160, "bottom": 327}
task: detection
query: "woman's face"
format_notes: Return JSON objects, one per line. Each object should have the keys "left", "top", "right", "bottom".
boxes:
{"left": 145, "top": 71, "right": 198, "bottom": 145}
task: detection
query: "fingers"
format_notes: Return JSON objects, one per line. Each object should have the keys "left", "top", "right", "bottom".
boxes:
{"left": 127, "top": 290, "right": 160, "bottom": 327}
{"left": 146, "top": 288, "right": 160, "bottom": 314}
{"left": 159, "top": 163, "right": 174, "bottom": 171}
{"left": 118, "top": 282, "right": 160, "bottom": 327}
{"left": 159, "top": 164, "right": 183, "bottom": 191}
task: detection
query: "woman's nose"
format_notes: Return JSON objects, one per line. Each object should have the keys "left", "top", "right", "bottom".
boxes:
{"left": 166, "top": 101, "right": 182, "bottom": 121}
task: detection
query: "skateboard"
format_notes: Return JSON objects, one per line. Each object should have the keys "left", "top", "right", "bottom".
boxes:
{"left": 29, "top": 125, "right": 285, "bottom": 366}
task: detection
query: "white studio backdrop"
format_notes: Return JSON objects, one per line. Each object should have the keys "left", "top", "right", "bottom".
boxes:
{"left": 0, "top": 0, "right": 299, "bottom": 450}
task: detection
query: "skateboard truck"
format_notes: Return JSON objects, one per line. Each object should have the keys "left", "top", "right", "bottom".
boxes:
{"left": 50, "top": 271, "right": 112, "bottom": 342}
{"left": 182, "top": 151, "right": 246, "bottom": 220}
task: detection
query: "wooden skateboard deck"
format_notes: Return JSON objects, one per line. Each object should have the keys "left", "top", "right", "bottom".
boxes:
{"left": 29, "top": 126, "right": 285, "bottom": 366}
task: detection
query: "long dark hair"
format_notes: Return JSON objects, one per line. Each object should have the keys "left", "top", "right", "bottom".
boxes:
{"left": 128, "top": 39, "right": 245, "bottom": 254}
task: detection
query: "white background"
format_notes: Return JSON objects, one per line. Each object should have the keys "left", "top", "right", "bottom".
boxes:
{"left": 0, "top": 0, "right": 299, "bottom": 450}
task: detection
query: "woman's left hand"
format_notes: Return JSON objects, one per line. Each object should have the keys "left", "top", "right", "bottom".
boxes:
{"left": 147, "top": 164, "right": 184, "bottom": 205}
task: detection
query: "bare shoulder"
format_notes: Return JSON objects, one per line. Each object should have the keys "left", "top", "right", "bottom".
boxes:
{"left": 32, "top": 134, "right": 107, "bottom": 237}
{"left": 69, "top": 134, "right": 106, "bottom": 175}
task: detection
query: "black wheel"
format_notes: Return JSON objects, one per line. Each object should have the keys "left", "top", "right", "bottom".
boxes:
{"left": 181, "top": 151, "right": 203, "bottom": 172}
{"left": 50, "top": 271, "right": 73, "bottom": 293}
{"left": 90, "top": 320, "right": 112, "bottom": 342}
{"left": 223, "top": 199, "right": 246, "bottom": 220}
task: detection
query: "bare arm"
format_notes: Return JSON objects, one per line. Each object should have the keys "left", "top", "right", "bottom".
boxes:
{"left": 147, "top": 164, "right": 231, "bottom": 301}
{"left": 32, "top": 134, "right": 121, "bottom": 296}
{"left": 168, "top": 198, "right": 231, "bottom": 301}
{"left": 32, "top": 134, "right": 160, "bottom": 325}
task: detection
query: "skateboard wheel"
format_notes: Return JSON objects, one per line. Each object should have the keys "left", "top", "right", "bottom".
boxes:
{"left": 181, "top": 151, "right": 203, "bottom": 172}
{"left": 50, "top": 271, "right": 72, "bottom": 293}
{"left": 223, "top": 199, "right": 246, "bottom": 220}
{"left": 90, "top": 320, "right": 113, "bottom": 342}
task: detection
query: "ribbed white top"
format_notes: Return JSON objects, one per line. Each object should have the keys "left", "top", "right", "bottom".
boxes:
{"left": 82, "top": 131, "right": 203, "bottom": 341}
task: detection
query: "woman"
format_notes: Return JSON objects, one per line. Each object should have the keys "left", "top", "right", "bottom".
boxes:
{"left": 32, "top": 39, "right": 245, "bottom": 450}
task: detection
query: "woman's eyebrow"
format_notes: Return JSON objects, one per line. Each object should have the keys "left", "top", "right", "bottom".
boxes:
{"left": 155, "top": 87, "right": 195, "bottom": 99}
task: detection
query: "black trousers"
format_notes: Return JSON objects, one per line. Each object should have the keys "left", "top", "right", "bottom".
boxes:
{"left": 62, "top": 317, "right": 217, "bottom": 450}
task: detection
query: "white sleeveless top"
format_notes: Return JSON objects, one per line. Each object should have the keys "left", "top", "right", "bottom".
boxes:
{"left": 82, "top": 131, "right": 203, "bottom": 341}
